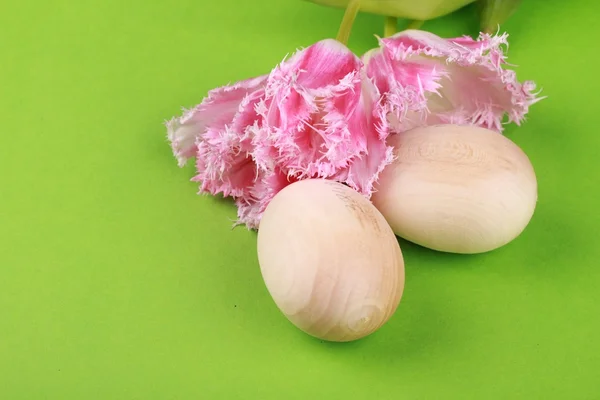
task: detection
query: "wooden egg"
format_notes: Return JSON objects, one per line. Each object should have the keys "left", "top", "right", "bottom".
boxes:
{"left": 371, "top": 124, "right": 538, "bottom": 254}
{"left": 257, "top": 179, "right": 405, "bottom": 342}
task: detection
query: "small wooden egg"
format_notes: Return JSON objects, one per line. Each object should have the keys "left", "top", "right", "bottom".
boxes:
{"left": 371, "top": 124, "right": 538, "bottom": 254}
{"left": 257, "top": 179, "right": 405, "bottom": 342}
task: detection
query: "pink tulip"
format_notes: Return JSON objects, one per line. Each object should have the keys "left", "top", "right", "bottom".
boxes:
{"left": 166, "top": 39, "right": 394, "bottom": 229}
{"left": 253, "top": 39, "right": 393, "bottom": 196}
{"left": 364, "top": 30, "right": 542, "bottom": 133}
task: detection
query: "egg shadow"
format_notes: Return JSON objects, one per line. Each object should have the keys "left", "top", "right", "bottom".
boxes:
{"left": 293, "top": 279, "right": 472, "bottom": 369}
{"left": 247, "top": 205, "right": 577, "bottom": 358}
{"left": 373, "top": 238, "right": 480, "bottom": 357}
{"left": 288, "top": 238, "right": 480, "bottom": 359}
{"left": 298, "top": 236, "right": 518, "bottom": 360}
{"left": 351, "top": 200, "right": 579, "bottom": 365}
{"left": 497, "top": 200, "right": 583, "bottom": 283}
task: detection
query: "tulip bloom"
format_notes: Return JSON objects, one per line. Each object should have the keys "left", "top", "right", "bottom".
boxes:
{"left": 364, "top": 30, "right": 542, "bottom": 133}
{"left": 252, "top": 39, "right": 392, "bottom": 196}
{"left": 167, "top": 31, "right": 542, "bottom": 229}
{"left": 167, "top": 39, "right": 393, "bottom": 229}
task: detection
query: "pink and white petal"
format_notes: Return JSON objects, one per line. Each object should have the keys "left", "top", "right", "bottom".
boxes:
{"left": 250, "top": 91, "right": 316, "bottom": 174}
{"left": 234, "top": 197, "right": 262, "bottom": 230}
{"left": 254, "top": 40, "right": 367, "bottom": 179}
{"left": 363, "top": 48, "right": 440, "bottom": 132}
{"left": 231, "top": 89, "right": 266, "bottom": 145}
{"left": 166, "top": 74, "right": 268, "bottom": 167}
{"left": 193, "top": 126, "right": 258, "bottom": 199}
{"left": 261, "top": 87, "right": 365, "bottom": 179}
{"left": 380, "top": 29, "right": 456, "bottom": 60}
{"left": 234, "top": 168, "right": 298, "bottom": 229}
{"left": 270, "top": 39, "right": 363, "bottom": 91}
{"left": 340, "top": 75, "right": 395, "bottom": 195}
{"left": 377, "top": 30, "right": 542, "bottom": 132}
{"left": 344, "top": 144, "right": 395, "bottom": 197}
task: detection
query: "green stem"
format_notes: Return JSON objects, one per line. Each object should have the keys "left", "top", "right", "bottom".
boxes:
{"left": 383, "top": 16, "right": 398, "bottom": 37}
{"left": 405, "top": 19, "right": 425, "bottom": 30}
{"left": 336, "top": 0, "right": 361, "bottom": 45}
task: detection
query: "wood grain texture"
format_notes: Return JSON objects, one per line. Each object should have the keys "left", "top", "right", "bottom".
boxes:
{"left": 372, "top": 124, "right": 538, "bottom": 254}
{"left": 257, "top": 179, "right": 405, "bottom": 342}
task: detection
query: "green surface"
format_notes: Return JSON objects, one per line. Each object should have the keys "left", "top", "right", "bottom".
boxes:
{"left": 1, "top": 0, "right": 598, "bottom": 398}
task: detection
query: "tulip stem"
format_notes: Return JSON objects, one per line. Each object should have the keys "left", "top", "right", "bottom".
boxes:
{"left": 336, "top": 0, "right": 361, "bottom": 45}
{"left": 384, "top": 16, "right": 397, "bottom": 37}
{"left": 406, "top": 19, "right": 425, "bottom": 30}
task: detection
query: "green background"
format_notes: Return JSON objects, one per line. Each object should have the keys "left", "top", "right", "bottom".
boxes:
{"left": 1, "top": 0, "right": 598, "bottom": 398}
